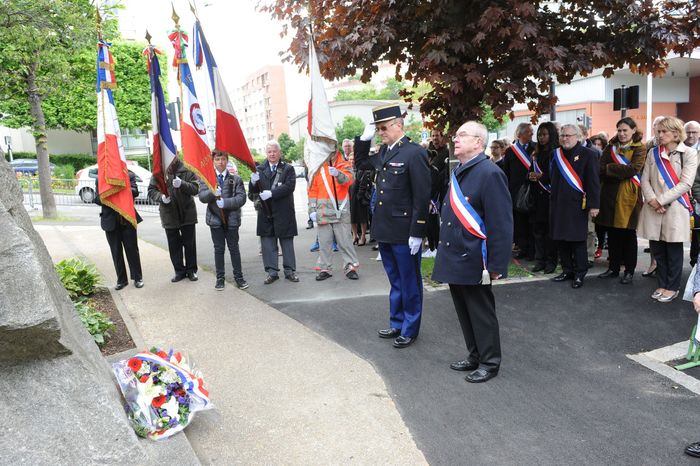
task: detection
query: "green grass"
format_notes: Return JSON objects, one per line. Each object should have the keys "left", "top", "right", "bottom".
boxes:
{"left": 421, "top": 256, "right": 534, "bottom": 285}
{"left": 32, "top": 215, "right": 79, "bottom": 222}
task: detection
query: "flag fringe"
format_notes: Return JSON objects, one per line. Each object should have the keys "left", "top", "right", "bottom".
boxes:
{"left": 184, "top": 159, "right": 215, "bottom": 193}
{"left": 102, "top": 197, "right": 138, "bottom": 229}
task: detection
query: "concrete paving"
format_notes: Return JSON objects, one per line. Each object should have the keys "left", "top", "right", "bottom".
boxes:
{"left": 37, "top": 223, "right": 427, "bottom": 465}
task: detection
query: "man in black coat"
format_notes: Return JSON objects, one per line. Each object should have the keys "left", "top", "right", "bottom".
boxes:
{"left": 502, "top": 123, "right": 535, "bottom": 259}
{"left": 432, "top": 121, "right": 513, "bottom": 383}
{"left": 249, "top": 140, "right": 299, "bottom": 284}
{"left": 147, "top": 158, "right": 200, "bottom": 283}
{"left": 550, "top": 124, "right": 600, "bottom": 288}
{"left": 370, "top": 104, "right": 431, "bottom": 349}
{"left": 95, "top": 170, "right": 143, "bottom": 290}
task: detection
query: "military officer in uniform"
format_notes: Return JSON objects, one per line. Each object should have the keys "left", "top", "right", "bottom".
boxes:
{"left": 369, "top": 104, "right": 431, "bottom": 348}
{"left": 432, "top": 121, "right": 513, "bottom": 383}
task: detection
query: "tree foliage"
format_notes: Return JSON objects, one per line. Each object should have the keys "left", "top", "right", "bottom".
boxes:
{"left": 260, "top": 0, "right": 700, "bottom": 130}
{"left": 335, "top": 115, "right": 364, "bottom": 143}
{"left": 278, "top": 132, "right": 296, "bottom": 157}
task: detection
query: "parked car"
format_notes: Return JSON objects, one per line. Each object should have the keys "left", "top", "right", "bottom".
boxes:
{"left": 10, "top": 158, "right": 55, "bottom": 175}
{"left": 75, "top": 163, "right": 152, "bottom": 204}
{"left": 293, "top": 164, "right": 306, "bottom": 178}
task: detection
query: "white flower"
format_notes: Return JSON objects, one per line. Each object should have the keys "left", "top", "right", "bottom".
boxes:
{"left": 161, "top": 396, "right": 180, "bottom": 423}
{"left": 159, "top": 368, "right": 179, "bottom": 385}
{"left": 137, "top": 362, "right": 151, "bottom": 375}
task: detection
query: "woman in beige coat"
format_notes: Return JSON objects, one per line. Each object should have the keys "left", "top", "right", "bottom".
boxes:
{"left": 638, "top": 117, "right": 698, "bottom": 302}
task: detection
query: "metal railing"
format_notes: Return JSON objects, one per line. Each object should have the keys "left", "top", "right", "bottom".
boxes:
{"left": 17, "top": 176, "right": 159, "bottom": 213}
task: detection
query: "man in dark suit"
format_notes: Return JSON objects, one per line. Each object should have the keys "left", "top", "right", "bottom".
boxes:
{"left": 95, "top": 171, "right": 143, "bottom": 290}
{"left": 370, "top": 104, "right": 431, "bottom": 348}
{"left": 550, "top": 124, "right": 600, "bottom": 288}
{"left": 432, "top": 121, "right": 513, "bottom": 383}
{"left": 249, "top": 140, "right": 299, "bottom": 284}
{"left": 502, "top": 123, "right": 535, "bottom": 259}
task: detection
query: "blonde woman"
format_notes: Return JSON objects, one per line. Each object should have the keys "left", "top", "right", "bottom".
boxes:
{"left": 638, "top": 117, "right": 698, "bottom": 302}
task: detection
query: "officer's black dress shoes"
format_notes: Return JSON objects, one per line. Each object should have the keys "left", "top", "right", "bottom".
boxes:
{"left": 572, "top": 277, "right": 584, "bottom": 288}
{"left": 597, "top": 269, "right": 619, "bottom": 279}
{"left": 450, "top": 360, "right": 479, "bottom": 371}
{"left": 134, "top": 279, "right": 144, "bottom": 288}
{"left": 543, "top": 263, "right": 557, "bottom": 274}
{"left": 531, "top": 263, "right": 546, "bottom": 272}
{"left": 115, "top": 282, "right": 128, "bottom": 290}
{"left": 685, "top": 441, "right": 700, "bottom": 458}
{"left": 393, "top": 335, "right": 416, "bottom": 348}
{"left": 187, "top": 271, "right": 198, "bottom": 281}
{"left": 171, "top": 274, "right": 186, "bottom": 283}
{"left": 264, "top": 275, "right": 279, "bottom": 285}
{"left": 465, "top": 368, "right": 498, "bottom": 383}
{"left": 551, "top": 273, "right": 574, "bottom": 282}
{"left": 378, "top": 328, "right": 401, "bottom": 339}
{"left": 620, "top": 271, "right": 633, "bottom": 285}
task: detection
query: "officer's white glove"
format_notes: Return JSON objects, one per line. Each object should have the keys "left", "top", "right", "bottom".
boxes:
{"left": 216, "top": 198, "right": 224, "bottom": 208}
{"left": 259, "top": 190, "right": 272, "bottom": 201}
{"left": 328, "top": 166, "right": 339, "bottom": 177}
{"left": 161, "top": 194, "right": 171, "bottom": 204}
{"left": 250, "top": 172, "right": 260, "bottom": 184}
{"left": 309, "top": 212, "right": 317, "bottom": 223}
{"left": 215, "top": 186, "right": 222, "bottom": 197}
{"left": 172, "top": 176, "right": 182, "bottom": 188}
{"left": 408, "top": 236, "right": 422, "bottom": 255}
{"left": 360, "top": 123, "right": 376, "bottom": 141}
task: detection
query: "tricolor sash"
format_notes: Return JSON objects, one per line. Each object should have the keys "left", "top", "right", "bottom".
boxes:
{"left": 449, "top": 171, "right": 491, "bottom": 285}
{"left": 610, "top": 146, "right": 641, "bottom": 187}
{"left": 511, "top": 142, "right": 531, "bottom": 170}
{"left": 532, "top": 158, "right": 551, "bottom": 193}
{"left": 554, "top": 147, "right": 587, "bottom": 209}
{"left": 652, "top": 145, "right": 693, "bottom": 215}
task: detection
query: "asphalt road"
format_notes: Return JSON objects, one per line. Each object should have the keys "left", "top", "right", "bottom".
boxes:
{"left": 36, "top": 184, "right": 700, "bottom": 465}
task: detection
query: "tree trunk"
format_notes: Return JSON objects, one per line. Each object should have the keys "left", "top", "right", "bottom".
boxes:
{"left": 27, "top": 61, "right": 57, "bottom": 218}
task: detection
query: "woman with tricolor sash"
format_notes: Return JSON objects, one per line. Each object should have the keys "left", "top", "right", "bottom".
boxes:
{"left": 638, "top": 117, "right": 698, "bottom": 303}
{"left": 594, "top": 117, "right": 646, "bottom": 285}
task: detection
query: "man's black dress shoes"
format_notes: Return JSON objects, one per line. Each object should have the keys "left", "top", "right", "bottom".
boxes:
{"left": 285, "top": 273, "right": 299, "bottom": 282}
{"left": 620, "top": 271, "right": 633, "bottom": 285}
{"left": 264, "top": 275, "right": 279, "bottom": 285}
{"left": 187, "top": 272, "right": 198, "bottom": 282}
{"left": 134, "top": 279, "right": 144, "bottom": 288}
{"left": 377, "top": 328, "right": 401, "bottom": 339}
{"left": 450, "top": 360, "right": 479, "bottom": 371}
{"left": 531, "top": 263, "right": 545, "bottom": 273}
{"left": 393, "top": 335, "right": 415, "bottom": 348}
{"left": 572, "top": 277, "right": 584, "bottom": 288}
{"left": 465, "top": 368, "right": 498, "bottom": 383}
{"left": 115, "top": 282, "right": 128, "bottom": 290}
{"left": 597, "top": 269, "right": 619, "bottom": 279}
{"left": 171, "top": 274, "right": 186, "bottom": 283}
{"left": 685, "top": 441, "right": 700, "bottom": 458}
{"left": 543, "top": 264, "right": 556, "bottom": 274}
{"left": 551, "top": 273, "right": 574, "bottom": 282}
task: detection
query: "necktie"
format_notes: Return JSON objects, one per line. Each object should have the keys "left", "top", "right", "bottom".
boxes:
{"left": 217, "top": 174, "right": 224, "bottom": 188}
{"left": 271, "top": 165, "right": 276, "bottom": 174}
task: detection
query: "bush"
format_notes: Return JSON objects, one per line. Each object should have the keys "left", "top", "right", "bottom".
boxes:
{"left": 53, "top": 164, "right": 75, "bottom": 180}
{"left": 55, "top": 258, "right": 102, "bottom": 299}
{"left": 74, "top": 299, "right": 114, "bottom": 346}
{"left": 126, "top": 155, "right": 151, "bottom": 170}
{"left": 4, "top": 152, "right": 96, "bottom": 172}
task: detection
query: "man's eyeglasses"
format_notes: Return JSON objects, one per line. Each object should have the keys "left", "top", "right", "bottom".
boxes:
{"left": 454, "top": 132, "right": 481, "bottom": 140}
{"left": 560, "top": 133, "right": 578, "bottom": 138}
{"left": 376, "top": 122, "right": 397, "bottom": 132}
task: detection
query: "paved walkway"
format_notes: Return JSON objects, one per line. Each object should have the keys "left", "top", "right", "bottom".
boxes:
{"left": 38, "top": 224, "right": 427, "bottom": 465}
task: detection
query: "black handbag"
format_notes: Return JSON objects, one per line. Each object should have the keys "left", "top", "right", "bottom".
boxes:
{"left": 514, "top": 182, "right": 536, "bottom": 213}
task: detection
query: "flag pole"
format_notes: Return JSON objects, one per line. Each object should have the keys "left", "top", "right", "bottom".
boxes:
{"left": 172, "top": 3, "right": 184, "bottom": 178}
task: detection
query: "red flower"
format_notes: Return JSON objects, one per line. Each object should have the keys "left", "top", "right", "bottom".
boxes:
{"left": 174, "top": 352, "right": 182, "bottom": 363}
{"left": 139, "top": 375, "right": 149, "bottom": 383}
{"left": 128, "top": 358, "right": 142, "bottom": 373}
{"left": 152, "top": 395, "right": 167, "bottom": 408}
{"left": 156, "top": 351, "right": 168, "bottom": 359}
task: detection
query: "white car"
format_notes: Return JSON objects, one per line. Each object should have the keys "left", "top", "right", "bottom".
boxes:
{"left": 75, "top": 162, "right": 152, "bottom": 204}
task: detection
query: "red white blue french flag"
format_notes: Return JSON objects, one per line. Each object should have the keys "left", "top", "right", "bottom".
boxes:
{"left": 145, "top": 47, "right": 177, "bottom": 195}
{"left": 96, "top": 40, "right": 136, "bottom": 227}
{"left": 170, "top": 28, "right": 216, "bottom": 192}
{"left": 193, "top": 20, "right": 255, "bottom": 170}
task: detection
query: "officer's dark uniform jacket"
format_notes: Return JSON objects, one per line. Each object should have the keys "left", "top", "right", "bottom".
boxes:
{"left": 432, "top": 153, "right": 513, "bottom": 285}
{"left": 370, "top": 135, "right": 431, "bottom": 244}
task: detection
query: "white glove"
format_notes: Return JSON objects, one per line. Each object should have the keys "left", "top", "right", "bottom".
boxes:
{"left": 251, "top": 172, "right": 260, "bottom": 184}
{"left": 161, "top": 194, "right": 171, "bottom": 204}
{"left": 172, "top": 176, "right": 182, "bottom": 188}
{"left": 309, "top": 212, "right": 317, "bottom": 223}
{"left": 360, "top": 123, "right": 376, "bottom": 141}
{"left": 259, "top": 190, "right": 272, "bottom": 201}
{"left": 408, "top": 236, "right": 422, "bottom": 255}
{"left": 328, "top": 166, "right": 339, "bottom": 177}
{"left": 215, "top": 186, "right": 222, "bottom": 197}
{"left": 216, "top": 199, "right": 224, "bottom": 208}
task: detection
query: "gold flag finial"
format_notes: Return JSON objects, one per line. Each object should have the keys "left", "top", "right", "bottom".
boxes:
{"left": 189, "top": 0, "right": 198, "bottom": 17}
{"left": 145, "top": 29, "right": 152, "bottom": 44}
{"left": 171, "top": 3, "right": 180, "bottom": 26}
